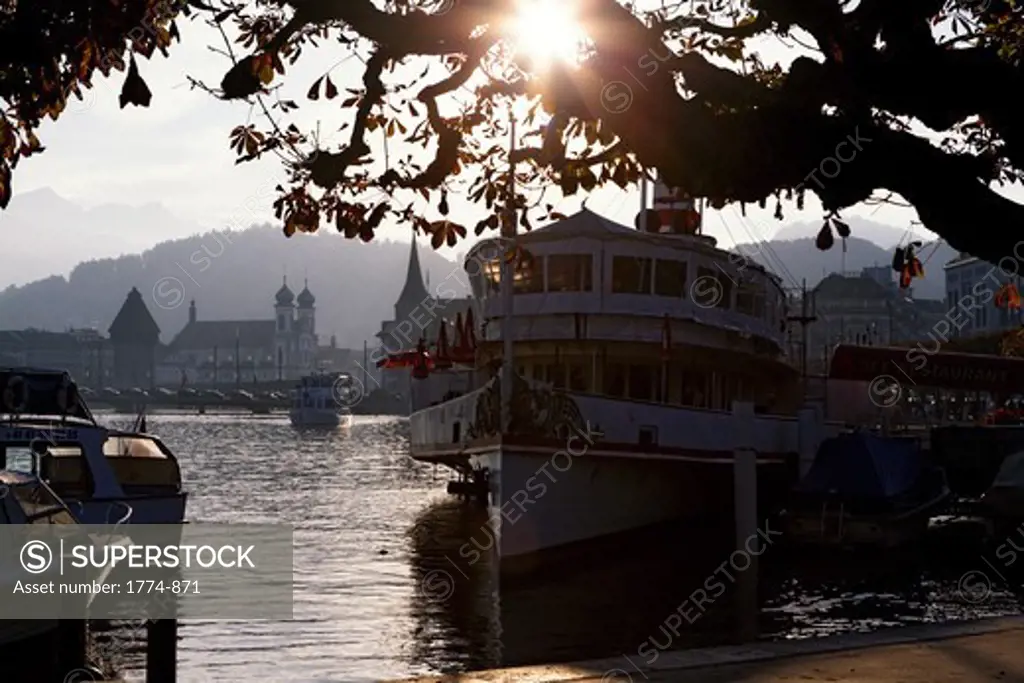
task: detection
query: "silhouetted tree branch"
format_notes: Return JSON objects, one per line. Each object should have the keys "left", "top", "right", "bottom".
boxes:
{"left": 5, "top": 0, "right": 1024, "bottom": 266}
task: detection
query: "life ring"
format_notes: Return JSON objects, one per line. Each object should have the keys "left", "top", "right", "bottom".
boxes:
{"left": 55, "top": 375, "right": 72, "bottom": 414}
{"left": 3, "top": 375, "right": 27, "bottom": 413}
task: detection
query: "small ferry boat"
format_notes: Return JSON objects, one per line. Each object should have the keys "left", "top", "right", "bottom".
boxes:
{"left": 0, "top": 368, "right": 188, "bottom": 524}
{"left": 397, "top": 182, "right": 842, "bottom": 567}
{"left": 289, "top": 370, "right": 353, "bottom": 428}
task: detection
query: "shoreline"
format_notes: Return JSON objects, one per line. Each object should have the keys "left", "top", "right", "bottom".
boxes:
{"left": 384, "top": 616, "right": 1024, "bottom": 682}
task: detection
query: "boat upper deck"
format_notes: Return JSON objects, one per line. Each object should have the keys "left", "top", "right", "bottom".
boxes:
{"left": 462, "top": 210, "right": 788, "bottom": 353}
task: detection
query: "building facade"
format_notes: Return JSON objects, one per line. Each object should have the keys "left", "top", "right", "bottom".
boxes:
{"left": 944, "top": 252, "right": 1023, "bottom": 337}
{"left": 155, "top": 279, "right": 318, "bottom": 386}
{"left": 0, "top": 328, "right": 113, "bottom": 387}
{"left": 793, "top": 266, "right": 946, "bottom": 373}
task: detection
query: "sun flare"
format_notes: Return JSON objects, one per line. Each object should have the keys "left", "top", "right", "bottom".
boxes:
{"left": 507, "top": 0, "right": 588, "bottom": 69}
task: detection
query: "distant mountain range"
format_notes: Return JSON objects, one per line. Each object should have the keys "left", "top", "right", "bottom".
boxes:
{"left": 0, "top": 187, "right": 205, "bottom": 288}
{"left": 0, "top": 222, "right": 468, "bottom": 349}
{"left": 0, "top": 195, "right": 957, "bottom": 344}
{"left": 734, "top": 217, "right": 955, "bottom": 300}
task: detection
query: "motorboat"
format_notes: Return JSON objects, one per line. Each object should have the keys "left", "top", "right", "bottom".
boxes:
{"left": 0, "top": 470, "right": 129, "bottom": 647}
{"left": 289, "top": 370, "right": 354, "bottom": 428}
{"left": 0, "top": 368, "right": 187, "bottom": 524}
{"left": 780, "top": 431, "right": 951, "bottom": 548}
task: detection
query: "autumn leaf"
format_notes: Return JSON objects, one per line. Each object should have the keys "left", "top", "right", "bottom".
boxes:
{"left": 815, "top": 221, "right": 835, "bottom": 250}
{"left": 324, "top": 76, "right": 338, "bottom": 99}
{"left": 427, "top": 220, "right": 466, "bottom": 248}
{"left": 0, "top": 162, "right": 11, "bottom": 210}
{"left": 831, "top": 218, "right": 851, "bottom": 238}
{"left": 307, "top": 76, "right": 323, "bottom": 100}
{"left": 119, "top": 55, "right": 152, "bottom": 109}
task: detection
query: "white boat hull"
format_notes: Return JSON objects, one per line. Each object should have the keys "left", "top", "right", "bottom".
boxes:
{"left": 411, "top": 378, "right": 838, "bottom": 564}
{"left": 465, "top": 444, "right": 793, "bottom": 562}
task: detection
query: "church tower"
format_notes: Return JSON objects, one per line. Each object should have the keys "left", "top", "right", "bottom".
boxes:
{"left": 274, "top": 276, "right": 295, "bottom": 380}
{"left": 296, "top": 279, "right": 316, "bottom": 372}
{"left": 393, "top": 237, "right": 430, "bottom": 321}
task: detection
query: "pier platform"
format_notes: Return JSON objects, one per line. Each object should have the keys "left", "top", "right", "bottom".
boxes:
{"left": 390, "top": 616, "right": 1024, "bottom": 682}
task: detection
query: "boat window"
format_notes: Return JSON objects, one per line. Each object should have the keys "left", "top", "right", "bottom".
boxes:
{"left": 102, "top": 437, "right": 167, "bottom": 459}
{"left": 612, "top": 257, "right": 652, "bottom": 294}
{"left": 482, "top": 258, "right": 501, "bottom": 294}
{"left": 654, "top": 260, "right": 687, "bottom": 297}
{"left": 547, "top": 254, "right": 593, "bottom": 292}
{"left": 604, "top": 363, "right": 627, "bottom": 397}
{"left": 694, "top": 267, "right": 731, "bottom": 309}
{"left": 3, "top": 446, "right": 36, "bottom": 474}
{"left": 736, "top": 281, "right": 764, "bottom": 315}
{"left": 680, "top": 370, "right": 709, "bottom": 408}
{"left": 567, "top": 364, "right": 589, "bottom": 392}
{"left": 545, "top": 364, "right": 566, "bottom": 389}
{"left": 514, "top": 254, "right": 545, "bottom": 294}
{"left": 531, "top": 364, "right": 545, "bottom": 382}
{"left": 628, "top": 365, "right": 659, "bottom": 401}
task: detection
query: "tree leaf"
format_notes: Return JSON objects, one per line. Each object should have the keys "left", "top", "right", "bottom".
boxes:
{"left": 324, "top": 75, "right": 338, "bottom": 99}
{"left": 815, "top": 221, "right": 834, "bottom": 250}
{"left": 0, "top": 162, "right": 11, "bottom": 210}
{"left": 307, "top": 76, "right": 323, "bottom": 100}
{"left": 119, "top": 55, "right": 152, "bottom": 109}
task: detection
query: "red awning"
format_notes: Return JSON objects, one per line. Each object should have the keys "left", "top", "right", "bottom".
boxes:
{"left": 828, "top": 344, "right": 1024, "bottom": 392}
{"left": 377, "top": 351, "right": 433, "bottom": 370}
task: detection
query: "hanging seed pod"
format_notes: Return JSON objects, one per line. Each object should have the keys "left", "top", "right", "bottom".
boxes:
{"left": 832, "top": 218, "right": 850, "bottom": 238}
{"left": 815, "top": 221, "right": 834, "bottom": 250}
{"left": 438, "top": 190, "right": 449, "bottom": 216}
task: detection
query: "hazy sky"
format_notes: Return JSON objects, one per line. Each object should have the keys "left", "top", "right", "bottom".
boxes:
{"left": 9, "top": 6, "right": 956, "bottom": 254}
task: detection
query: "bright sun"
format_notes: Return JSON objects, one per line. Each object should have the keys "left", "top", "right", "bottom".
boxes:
{"left": 507, "top": 0, "right": 588, "bottom": 69}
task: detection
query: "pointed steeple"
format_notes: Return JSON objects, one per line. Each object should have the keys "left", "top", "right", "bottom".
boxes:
{"left": 394, "top": 234, "right": 430, "bottom": 316}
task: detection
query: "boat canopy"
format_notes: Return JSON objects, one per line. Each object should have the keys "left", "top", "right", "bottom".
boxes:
{"left": 0, "top": 368, "right": 94, "bottom": 422}
{"left": 989, "top": 451, "right": 1024, "bottom": 491}
{"left": 799, "top": 432, "right": 923, "bottom": 498}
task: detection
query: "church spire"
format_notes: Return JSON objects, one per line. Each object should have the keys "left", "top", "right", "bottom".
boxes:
{"left": 394, "top": 233, "right": 429, "bottom": 316}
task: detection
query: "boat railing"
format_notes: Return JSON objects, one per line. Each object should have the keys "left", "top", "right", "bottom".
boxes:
{"left": 410, "top": 385, "right": 487, "bottom": 447}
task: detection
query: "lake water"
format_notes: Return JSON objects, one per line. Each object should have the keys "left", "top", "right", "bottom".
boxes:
{"left": 95, "top": 412, "right": 1021, "bottom": 682}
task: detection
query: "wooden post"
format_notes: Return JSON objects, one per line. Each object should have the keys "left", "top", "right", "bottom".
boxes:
{"left": 732, "top": 401, "right": 758, "bottom": 642}
{"left": 146, "top": 619, "right": 177, "bottom": 683}
{"left": 797, "top": 406, "right": 819, "bottom": 479}
{"left": 56, "top": 619, "right": 87, "bottom": 678}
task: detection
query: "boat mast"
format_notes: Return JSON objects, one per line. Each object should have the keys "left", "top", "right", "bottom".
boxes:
{"left": 500, "top": 113, "right": 517, "bottom": 432}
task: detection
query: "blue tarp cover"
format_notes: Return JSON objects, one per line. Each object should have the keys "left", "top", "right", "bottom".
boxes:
{"left": 799, "top": 432, "right": 923, "bottom": 498}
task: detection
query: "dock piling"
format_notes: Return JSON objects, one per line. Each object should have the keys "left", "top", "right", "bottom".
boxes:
{"left": 732, "top": 401, "right": 758, "bottom": 642}
{"left": 145, "top": 619, "right": 177, "bottom": 683}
